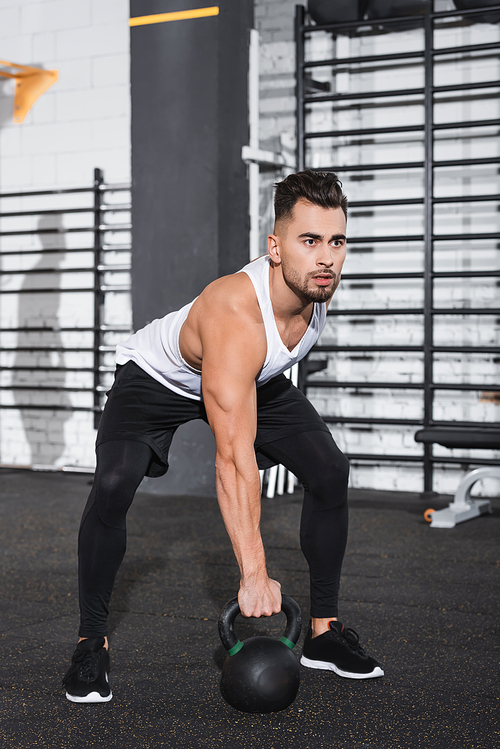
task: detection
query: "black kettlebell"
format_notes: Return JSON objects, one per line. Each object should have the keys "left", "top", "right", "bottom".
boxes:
{"left": 218, "top": 594, "right": 302, "bottom": 713}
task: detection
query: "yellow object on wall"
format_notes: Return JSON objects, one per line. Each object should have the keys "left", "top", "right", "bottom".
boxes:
{"left": 129, "top": 6, "right": 219, "bottom": 26}
{"left": 0, "top": 60, "right": 58, "bottom": 123}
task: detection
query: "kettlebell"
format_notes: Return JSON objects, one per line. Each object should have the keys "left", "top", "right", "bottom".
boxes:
{"left": 218, "top": 594, "right": 302, "bottom": 713}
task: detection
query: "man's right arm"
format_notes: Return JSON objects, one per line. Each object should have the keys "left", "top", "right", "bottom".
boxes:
{"left": 194, "top": 277, "right": 282, "bottom": 618}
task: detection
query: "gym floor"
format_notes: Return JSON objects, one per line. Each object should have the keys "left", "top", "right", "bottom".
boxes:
{"left": 0, "top": 468, "right": 498, "bottom": 749}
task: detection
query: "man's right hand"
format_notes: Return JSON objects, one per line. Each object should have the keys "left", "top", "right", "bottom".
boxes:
{"left": 238, "top": 576, "right": 282, "bottom": 619}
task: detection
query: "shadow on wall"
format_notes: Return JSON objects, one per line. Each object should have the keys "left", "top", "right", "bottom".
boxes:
{"left": 12, "top": 214, "right": 72, "bottom": 466}
{"left": 0, "top": 76, "right": 15, "bottom": 127}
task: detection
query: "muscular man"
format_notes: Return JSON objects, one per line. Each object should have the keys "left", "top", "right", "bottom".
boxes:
{"left": 63, "top": 170, "right": 383, "bottom": 703}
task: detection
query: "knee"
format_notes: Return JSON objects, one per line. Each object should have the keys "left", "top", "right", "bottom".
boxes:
{"left": 93, "top": 468, "right": 136, "bottom": 529}
{"left": 97, "top": 466, "right": 131, "bottom": 499}
{"left": 306, "top": 451, "right": 350, "bottom": 510}
{"left": 312, "top": 449, "right": 349, "bottom": 491}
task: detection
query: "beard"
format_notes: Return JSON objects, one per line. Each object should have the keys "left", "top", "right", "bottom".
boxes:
{"left": 281, "top": 257, "right": 339, "bottom": 304}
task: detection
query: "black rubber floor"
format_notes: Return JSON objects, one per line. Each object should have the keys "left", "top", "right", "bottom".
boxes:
{"left": 0, "top": 468, "right": 498, "bottom": 749}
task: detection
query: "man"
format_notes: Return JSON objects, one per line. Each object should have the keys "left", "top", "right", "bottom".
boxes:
{"left": 63, "top": 170, "right": 383, "bottom": 703}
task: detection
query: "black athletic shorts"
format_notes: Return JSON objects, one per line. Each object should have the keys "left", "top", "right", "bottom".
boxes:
{"left": 96, "top": 360, "right": 330, "bottom": 478}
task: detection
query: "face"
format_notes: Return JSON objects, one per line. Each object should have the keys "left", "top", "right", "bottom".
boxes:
{"left": 268, "top": 199, "right": 347, "bottom": 304}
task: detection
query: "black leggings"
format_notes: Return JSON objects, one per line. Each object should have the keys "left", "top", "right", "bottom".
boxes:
{"left": 78, "top": 432, "right": 349, "bottom": 637}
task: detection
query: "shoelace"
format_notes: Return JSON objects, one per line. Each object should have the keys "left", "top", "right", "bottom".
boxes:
{"left": 341, "top": 627, "right": 366, "bottom": 656}
{"left": 63, "top": 649, "right": 101, "bottom": 684}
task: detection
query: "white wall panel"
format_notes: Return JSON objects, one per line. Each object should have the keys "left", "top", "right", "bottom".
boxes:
{"left": 0, "top": 0, "right": 130, "bottom": 469}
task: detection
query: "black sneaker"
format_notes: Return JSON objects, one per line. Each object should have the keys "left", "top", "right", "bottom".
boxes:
{"left": 300, "top": 621, "right": 384, "bottom": 679}
{"left": 63, "top": 638, "right": 112, "bottom": 703}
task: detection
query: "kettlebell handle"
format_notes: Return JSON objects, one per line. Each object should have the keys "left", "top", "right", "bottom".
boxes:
{"left": 218, "top": 594, "right": 302, "bottom": 655}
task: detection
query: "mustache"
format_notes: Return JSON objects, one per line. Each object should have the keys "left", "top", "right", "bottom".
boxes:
{"left": 309, "top": 271, "right": 338, "bottom": 282}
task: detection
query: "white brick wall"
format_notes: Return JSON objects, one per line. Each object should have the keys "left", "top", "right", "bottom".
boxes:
{"left": 0, "top": 0, "right": 130, "bottom": 189}
{"left": 0, "top": 0, "right": 131, "bottom": 469}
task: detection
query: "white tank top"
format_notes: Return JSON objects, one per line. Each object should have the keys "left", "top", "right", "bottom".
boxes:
{"left": 115, "top": 255, "right": 327, "bottom": 401}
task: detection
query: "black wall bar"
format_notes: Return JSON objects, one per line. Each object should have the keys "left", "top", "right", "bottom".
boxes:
{"left": 0, "top": 170, "right": 132, "bottom": 430}
{"left": 295, "top": 3, "right": 500, "bottom": 492}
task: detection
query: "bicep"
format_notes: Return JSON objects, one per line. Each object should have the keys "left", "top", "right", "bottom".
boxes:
{"left": 200, "top": 318, "right": 265, "bottom": 456}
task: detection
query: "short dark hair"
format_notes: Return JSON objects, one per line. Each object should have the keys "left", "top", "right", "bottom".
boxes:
{"left": 274, "top": 169, "right": 348, "bottom": 225}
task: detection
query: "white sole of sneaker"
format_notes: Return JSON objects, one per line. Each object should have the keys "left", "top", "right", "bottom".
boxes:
{"left": 300, "top": 655, "right": 384, "bottom": 679}
{"left": 65, "top": 690, "right": 113, "bottom": 703}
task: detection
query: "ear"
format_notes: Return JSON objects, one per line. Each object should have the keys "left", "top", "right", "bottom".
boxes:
{"left": 267, "top": 233, "right": 282, "bottom": 264}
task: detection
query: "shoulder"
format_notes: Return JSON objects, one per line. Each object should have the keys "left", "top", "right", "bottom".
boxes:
{"left": 195, "top": 271, "right": 267, "bottom": 380}
{"left": 195, "top": 270, "right": 262, "bottom": 324}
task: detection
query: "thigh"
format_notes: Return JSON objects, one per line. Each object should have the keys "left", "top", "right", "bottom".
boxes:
{"left": 255, "top": 375, "right": 330, "bottom": 450}
{"left": 257, "top": 429, "right": 350, "bottom": 510}
{"left": 97, "top": 361, "right": 207, "bottom": 477}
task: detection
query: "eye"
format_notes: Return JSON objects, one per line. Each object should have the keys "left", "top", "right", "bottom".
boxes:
{"left": 305, "top": 238, "right": 316, "bottom": 246}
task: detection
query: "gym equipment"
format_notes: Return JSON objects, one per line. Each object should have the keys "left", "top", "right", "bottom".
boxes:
{"left": 453, "top": 0, "right": 500, "bottom": 24}
{"left": 367, "top": 0, "right": 429, "bottom": 17}
{"left": 421, "top": 467, "right": 497, "bottom": 527}
{"left": 0, "top": 59, "right": 58, "bottom": 124}
{"left": 366, "top": 0, "right": 430, "bottom": 30}
{"left": 218, "top": 594, "right": 302, "bottom": 713}
{"left": 415, "top": 427, "right": 499, "bottom": 528}
{"left": 308, "top": 0, "right": 369, "bottom": 26}
{"left": 423, "top": 508, "right": 435, "bottom": 523}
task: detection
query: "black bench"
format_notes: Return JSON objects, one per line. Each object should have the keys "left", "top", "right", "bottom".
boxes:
{"left": 414, "top": 427, "right": 499, "bottom": 528}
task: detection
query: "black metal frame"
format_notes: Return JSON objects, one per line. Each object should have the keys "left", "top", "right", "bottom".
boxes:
{"left": 0, "top": 170, "right": 131, "bottom": 431}
{"left": 296, "top": 2, "right": 500, "bottom": 492}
